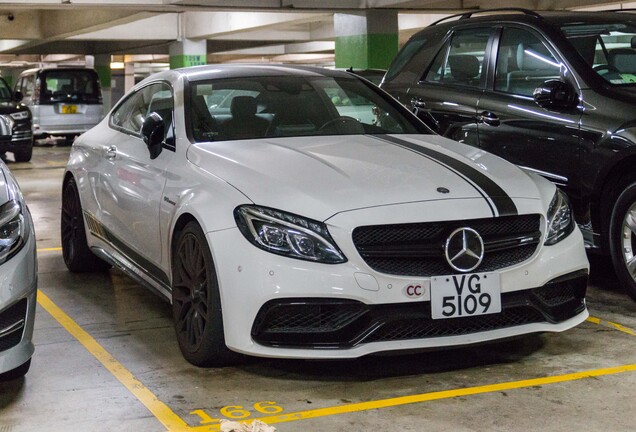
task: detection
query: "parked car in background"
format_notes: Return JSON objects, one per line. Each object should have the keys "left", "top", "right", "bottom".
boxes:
{"left": 15, "top": 67, "right": 103, "bottom": 145}
{"left": 62, "top": 64, "right": 588, "bottom": 367}
{"left": 0, "top": 115, "right": 37, "bottom": 379}
{"left": 0, "top": 77, "right": 33, "bottom": 162}
{"left": 382, "top": 8, "right": 636, "bottom": 300}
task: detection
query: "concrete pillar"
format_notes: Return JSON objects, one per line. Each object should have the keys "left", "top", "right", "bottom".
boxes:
{"left": 334, "top": 11, "right": 398, "bottom": 70}
{"left": 124, "top": 62, "right": 135, "bottom": 94}
{"left": 169, "top": 38, "right": 207, "bottom": 69}
{"left": 93, "top": 54, "right": 112, "bottom": 112}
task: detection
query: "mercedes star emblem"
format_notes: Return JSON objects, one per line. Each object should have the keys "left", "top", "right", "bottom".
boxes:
{"left": 444, "top": 227, "right": 484, "bottom": 272}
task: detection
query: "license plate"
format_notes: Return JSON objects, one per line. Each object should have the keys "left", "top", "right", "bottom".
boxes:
{"left": 430, "top": 272, "right": 501, "bottom": 319}
{"left": 61, "top": 105, "right": 77, "bottom": 114}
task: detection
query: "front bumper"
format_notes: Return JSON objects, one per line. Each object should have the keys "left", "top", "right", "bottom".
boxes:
{"left": 0, "top": 227, "right": 37, "bottom": 374}
{"left": 208, "top": 220, "right": 589, "bottom": 359}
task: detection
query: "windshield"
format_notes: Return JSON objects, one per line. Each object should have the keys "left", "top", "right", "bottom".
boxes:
{"left": 188, "top": 75, "right": 425, "bottom": 142}
{"left": 0, "top": 79, "right": 12, "bottom": 101}
{"left": 562, "top": 22, "right": 636, "bottom": 85}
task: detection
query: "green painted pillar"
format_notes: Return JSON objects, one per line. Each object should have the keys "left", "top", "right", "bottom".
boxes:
{"left": 94, "top": 54, "right": 112, "bottom": 112}
{"left": 169, "top": 39, "right": 207, "bottom": 69}
{"left": 334, "top": 11, "right": 398, "bottom": 70}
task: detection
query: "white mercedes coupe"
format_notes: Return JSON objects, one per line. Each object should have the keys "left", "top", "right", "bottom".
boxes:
{"left": 61, "top": 65, "right": 589, "bottom": 366}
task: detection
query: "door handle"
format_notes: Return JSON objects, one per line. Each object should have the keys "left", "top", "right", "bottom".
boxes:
{"left": 410, "top": 97, "right": 427, "bottom": 109}
{"left": 105, "top": 145, "right": 117, "bottom": 160}
{"left": 478, "top": 111, "right": 500, "bottom": 127}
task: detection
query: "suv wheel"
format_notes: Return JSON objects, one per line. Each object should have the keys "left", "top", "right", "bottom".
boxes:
{"left": 14, "top": 144, "right": 32, "bottom": 162}
{"left": 609, "top": 182, "right": 636, "bottom": 300}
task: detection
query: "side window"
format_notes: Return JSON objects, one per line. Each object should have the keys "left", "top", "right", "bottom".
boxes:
{"left": 19, "top": 76, "right": 34, "bottom": 98}
{"left": 111, "top": 82, "right": 174, "bottom": 138}
{"left": 495, "top": 27, "right": 561, "bottom": 96}
{"left": 111, "top": 91, "right": 144, "bottom": 133}
{"left": 425, "top": 28, "right": 490, "bottom": 88}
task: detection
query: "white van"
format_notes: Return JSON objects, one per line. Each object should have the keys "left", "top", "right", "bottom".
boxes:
{"left": 15, "top": 68, "right": 103, "bottom": 144}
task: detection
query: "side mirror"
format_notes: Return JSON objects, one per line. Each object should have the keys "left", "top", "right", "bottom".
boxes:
{"left": 141, "top": 112, "right": 164, "bottom": 160}
{"left": 13, "top": 90, "right": 23, "bottom": 102}
{"left": 0, "top": 115, "right": 12, "bottom": 142}
{"left": 533, "top": 79, "right": 578, "bottom": 110}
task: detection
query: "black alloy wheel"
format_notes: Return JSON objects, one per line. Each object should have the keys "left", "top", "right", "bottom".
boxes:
{"left": 60, "top": 177, "right": 110, "bottom": 272}
{"left": 172, "top": 221, "right": 240, "bottom": 367}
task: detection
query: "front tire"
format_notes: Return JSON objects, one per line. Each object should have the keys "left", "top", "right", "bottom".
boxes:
{"left": 0, "top": 359, "right": 31, "bottom": 381}
{"left": 171, "top": 221, "right": 240, "bottom": 367}
{"left": 609, "top": 182, "right": 636, "bottom": 300}
{"left": 61, "top": 177, "right": 110, "bottom": 273}
{"left": 14, "top": 144, "right": 33, "bottom": 162}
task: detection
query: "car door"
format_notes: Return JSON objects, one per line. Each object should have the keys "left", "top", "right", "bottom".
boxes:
{"left": 97, "top": 82, "right": 174, "bottom": 276}
{"left": 477, "top": 26, "right": 583, "bottom": 196}
{"left": 409, "top": 26, "right": 493, "bottom": 146}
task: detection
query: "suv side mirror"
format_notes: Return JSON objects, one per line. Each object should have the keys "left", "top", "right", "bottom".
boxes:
{"left": 533, "top": 79, "right": 578, "bottom": 110}
{"left": 141, "top": 112, "right": 164, "bottom": 160}
{"left": 13, "top": 90, "right": 23, "bottom": 102}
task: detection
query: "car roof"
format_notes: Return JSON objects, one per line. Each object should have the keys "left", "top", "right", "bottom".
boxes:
{"left": 172, "top": 64, "right": 355, "bottom": 82}
{"left": 426, "top": 9, "right": 636, "bottom": 31}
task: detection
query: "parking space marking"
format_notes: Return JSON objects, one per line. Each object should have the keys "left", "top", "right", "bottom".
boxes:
{"left": 588, "top": 316, "right": 636, "bottom": 336}
{"left": 37, "top": 290, "right": 190, "bottom": 432}
{"left": 188, "top": 363, "right": 636, "bottom": 431}
{"left": 37, "top": 247, "right": 62, "bottom": 252}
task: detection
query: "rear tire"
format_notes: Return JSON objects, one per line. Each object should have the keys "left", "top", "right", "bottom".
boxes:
{"left": 61, "top": 177, "right": 110, "bottom": 273}
{"left": 609, "top": 181, "right": 636, "bottom": 301}
{"left": 171, "top": 221, "right": 241, "bottom": 367}
{"left": 0, "top": 359, "right": 31, "bottom": 381}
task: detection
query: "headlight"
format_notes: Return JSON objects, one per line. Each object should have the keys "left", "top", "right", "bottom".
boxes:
{"left": 9, "top": 111, "right": 29, "bottom": 121}
{"left": 544, "top": 188, "right": 574, "bottom": 245}
{"left": 235, "top": 205, "right": 347, "bottom": 264}
{"left": 0, "top": 200, "right": 26, "bottom": 264}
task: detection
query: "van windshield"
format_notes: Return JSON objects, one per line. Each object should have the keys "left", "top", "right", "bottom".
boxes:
{"left": 562, "top": 22, "right": 636, "bottom": 85}
{"left": 40, "top": 69, "right": 101, "bottom": 104}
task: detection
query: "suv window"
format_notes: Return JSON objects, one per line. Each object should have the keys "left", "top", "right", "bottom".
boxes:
{"left": 425, "top": 28, "right": 490, "bottom": 88}
{"left": 562, "top": 22, "right": 636, "bottom": 85}
{"left": 495, "top": 27, "right": 561, "bottom": 96}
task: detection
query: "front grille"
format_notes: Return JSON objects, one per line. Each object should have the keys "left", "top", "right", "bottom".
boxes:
{"left": 12, "top": 130, "right": 33, "bottom": 141}
{"left": 0, "top": 299, "right": 27, "bottom": 352}
{"left": 352, "top": 214, "right": 541, "bottom": 276}
{"left": 252, "top": 271, "right": 587, "bottom": 348}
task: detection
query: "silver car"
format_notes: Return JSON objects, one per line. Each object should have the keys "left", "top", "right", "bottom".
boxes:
{"left": 0, "top": 116, "right": 36, "bottom": 380}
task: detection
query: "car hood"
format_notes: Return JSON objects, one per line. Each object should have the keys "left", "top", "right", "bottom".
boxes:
{"left": 187, "top": 134, "right": 543, "bottom": 221}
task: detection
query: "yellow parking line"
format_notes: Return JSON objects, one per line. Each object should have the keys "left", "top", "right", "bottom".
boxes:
{"left": 587, "top": 316, "right": 636, "bottom": 336}
{"left": 37, "top": 290, "right": 191, "bottom": 432}
{"left": 37, "top": 247, "right": 62, "bottom": 252}
{"left": 190, "top": 363, "right": 636, "bottom": 431}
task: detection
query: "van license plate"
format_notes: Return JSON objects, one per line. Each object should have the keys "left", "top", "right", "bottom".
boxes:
{"left": 61, "top": 105, "right": 77, "bottom": 114}
{"left": 430, "top": 273, "right": 501, "bottom": 319}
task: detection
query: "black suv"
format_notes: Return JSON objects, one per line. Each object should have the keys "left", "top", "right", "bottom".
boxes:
{"left": 0, "top": 76, "right": 32, "bottom": 162}
{"left": 382, "top": 9, "right": 636, "bottom": 300}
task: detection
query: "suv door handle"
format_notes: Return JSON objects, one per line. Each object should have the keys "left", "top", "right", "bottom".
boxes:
{"left": 105, "top": 145, "right": 117, "bottom": 160}
{"left": 411, "top": 98, "right": 427, "bottom": 109}
{"left": 478, "top": 111, "right": 500, "bottom": 127}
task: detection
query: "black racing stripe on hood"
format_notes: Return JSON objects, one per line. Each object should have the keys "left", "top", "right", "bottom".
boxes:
{"left": 375, "top": 135, "right": 518, "bottom": 217}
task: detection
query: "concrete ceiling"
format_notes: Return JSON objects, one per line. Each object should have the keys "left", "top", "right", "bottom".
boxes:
{"left": 0, "top": 0, "right": 633, "bottom": 69}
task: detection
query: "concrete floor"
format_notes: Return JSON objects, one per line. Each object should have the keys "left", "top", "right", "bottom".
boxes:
{"left": 0, "top": 145, "right": 635, "bottom": 432}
